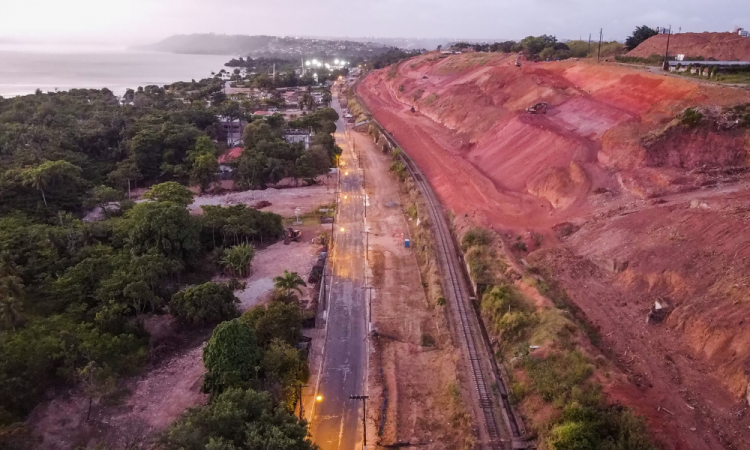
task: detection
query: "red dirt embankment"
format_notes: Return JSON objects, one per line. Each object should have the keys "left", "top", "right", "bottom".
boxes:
{"left": 628, "top": 32, "right": 750, "bottom": 61}
{"left": 357, "top": 52, "right": 750, "bottom": 449}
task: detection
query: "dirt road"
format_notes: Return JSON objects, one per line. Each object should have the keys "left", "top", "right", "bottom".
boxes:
{"left": 352, "top": 123, "right": 477, "bottom": 448}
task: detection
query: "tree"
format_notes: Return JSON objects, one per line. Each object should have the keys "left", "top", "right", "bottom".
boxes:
{"left": 625, "top": 26, "right": 659, "bottom": 51}
{"left": 88, "top": 185, "right": 122, "bottom": 218}
{"left": 202, "top": 320, "right": 261, "bottom": 394}
{"left": 142, "top": 181, "right": 195, "bottom": 207}
{"left": 190, "top": 153, "right": 219, "bottom": 194}
{"left": 78, "top": 361, "right": 116, "bottom": 421}
{"left": 107, "top": 159, "right": 142, "bottom": 199}
{"left": 157, "top": 388, "right": 318, "bottom": 450}
{"left": 170, "top": 282, "right": 240, "bottom": 325}
{"left": 273, "top": 270, "right": 306, "bottom": 299}
{"left": 20, "top": 160, "right": 83, "bottom": 207}
{"left": 241, "top": 301, "right": 303, "bottom": 348}
{"left": 321, "top": 91, "right": 332, "bottom": 108}
{"left": 220, "top": 244, "right": 255, "bottom": 278}
{"left": 262, "top": 339, "right": 310, "bottom": 410}
{"left": 121, "top": 201, "right": 201, "bottom": 264}
{"left": 0, "top": 281, "right": 24, "bottom": 331}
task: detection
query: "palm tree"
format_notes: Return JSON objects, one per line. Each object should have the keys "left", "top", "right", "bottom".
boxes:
{"left": 0, "top": 276, "right": 24, "bottom": 331}
{"left": 273, "top": 270, "right": 307, "bottom": 298}
{"left": 21, "top": 160, "right": 82, "bottom": 207}
{"left": 220, "top": 244, "right": 256, "bottom": 278}
{"left": 22, "top": 166, "right": 49, "bottom": 206}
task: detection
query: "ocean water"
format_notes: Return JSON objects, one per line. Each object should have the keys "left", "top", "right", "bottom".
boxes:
{"left": 0, "top": 44, "right": 231, "bottom": 97}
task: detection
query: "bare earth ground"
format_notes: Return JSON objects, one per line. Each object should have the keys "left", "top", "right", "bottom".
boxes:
{"left": 27, "top": 187, "right": 334, "bottom": 449}
{"left": 354, "top": 130, "right": 474, "bottom": 449}
{"left": 357, "top": 54, "right": 750, "bottom": 449}
{"left": 189, "top": 182, "right": 336, "bottom": 218}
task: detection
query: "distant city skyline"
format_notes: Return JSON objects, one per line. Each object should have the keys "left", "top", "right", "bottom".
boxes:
{"left": 1, "top": 0, "right": 748, "bottom": 46}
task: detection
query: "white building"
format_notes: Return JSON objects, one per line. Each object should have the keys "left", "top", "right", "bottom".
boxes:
{"left": 283, "top": 129, "right": 314, "bottom": 149}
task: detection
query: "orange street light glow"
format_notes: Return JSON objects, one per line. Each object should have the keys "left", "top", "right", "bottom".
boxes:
{"left": 340, "top": 227, "right": 345, "bottom": 232}
{"left": 316, "top": 395, "right": 323, "bottom": 402}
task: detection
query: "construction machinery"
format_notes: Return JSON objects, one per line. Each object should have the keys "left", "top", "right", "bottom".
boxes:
{"left": 283, "top": 228, "right": 302, "bottom": 245}
{"left": 526, "top": 102, "right": 549, "bottom": 114}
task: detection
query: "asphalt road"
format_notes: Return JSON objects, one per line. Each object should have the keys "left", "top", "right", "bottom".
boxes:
{"left": 309, "top": 93, "right": 368, "bottom": 450}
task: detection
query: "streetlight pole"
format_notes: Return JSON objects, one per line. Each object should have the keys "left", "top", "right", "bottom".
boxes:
{"left": 349, "top": 395, "right": 369, "bottom": 450}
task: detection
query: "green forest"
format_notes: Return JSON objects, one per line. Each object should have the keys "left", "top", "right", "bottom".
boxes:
{"left": 0, "top": 79, "right": 337, "bottom": 447}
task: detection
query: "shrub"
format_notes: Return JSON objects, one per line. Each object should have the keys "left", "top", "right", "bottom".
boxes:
{"left": 170, "top": 281, "right": 240, "bottom": 325}
{"left": 220, "top": 243, "right": 255, "bottom": 277}
{"left": 680, "top": 108, "right": 703, "bottom": 127}
{"left": 421, "top": 334, "right": 436, "bottom": 347}
{"left": 461, "top": 228, "right": 493, "bottom": 251}
{"left": 522, "top": 351, "right": 593, "bottom": 404}
{"left": 389, "top": 161, "right": 407, "bottom": 181}
{"left": 481, "top": 285, "right": 536, "bottom": 342}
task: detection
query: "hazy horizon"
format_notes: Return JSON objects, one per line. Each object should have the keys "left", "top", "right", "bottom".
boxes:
{"left": 2, "top": 0, "right": 749, "bottom": 47}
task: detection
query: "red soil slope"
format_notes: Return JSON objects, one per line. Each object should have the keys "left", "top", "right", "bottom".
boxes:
{"left": 358, "top": 52, "right": 750, "bottom": 449}
{"left": 628, "top": 32, "right": 750, "bottom": 61}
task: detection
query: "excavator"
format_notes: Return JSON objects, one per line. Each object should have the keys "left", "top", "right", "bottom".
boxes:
{"left": 526, "top": 102, "right": 549, "bottom": 114}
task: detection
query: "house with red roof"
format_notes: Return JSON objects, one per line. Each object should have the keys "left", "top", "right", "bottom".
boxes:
{"left": 218, "top": 147, "right": 243, "bottom": 179}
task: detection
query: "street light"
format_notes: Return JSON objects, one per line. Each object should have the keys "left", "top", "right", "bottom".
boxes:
{"left": 349, "top": 395, "right": 370, "bottom": 449}
{"left": 316, "top": 395, "right": 323, "bottom": 402}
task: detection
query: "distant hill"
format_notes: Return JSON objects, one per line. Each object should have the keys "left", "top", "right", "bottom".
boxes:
{"left": 627, "top": 32, "right": 750, "bottom": 61}
{"left": 137, "top": 34, "right": 391, "bottom": 58}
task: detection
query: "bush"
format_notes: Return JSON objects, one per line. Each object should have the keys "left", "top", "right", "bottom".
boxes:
{"left": 681, "top": 108, "right": 703, "bottom": 127}
{"left": 389, "top": 161, "right": 407, "bottom": 181}
{"left": 522, "top": 351, "right": 593, "bottom": 404}
{"left": 220, "top": 244, "right": 255, "bottom": 278}
{"left": 170, "top": 281, "right": 240, "bottom": 325}
{"left": 461, "top": 228, "right": 493, "bottom": 251}
{"left": 481, "top": 285, "right": 536, "bottom": 342}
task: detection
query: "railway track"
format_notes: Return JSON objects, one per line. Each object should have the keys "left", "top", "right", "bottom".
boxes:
{"left": 360, "top": 107, "right": 528, "bottom": 449}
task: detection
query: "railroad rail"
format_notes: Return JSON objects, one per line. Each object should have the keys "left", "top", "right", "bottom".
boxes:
{"left": 355, "top": 92, "right": 529, "bottom": 449}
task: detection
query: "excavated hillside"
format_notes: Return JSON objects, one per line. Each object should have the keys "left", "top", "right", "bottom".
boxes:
{"left": 357, "top": 52, "right": 750, "bottom": 449}
{"left": 628, "top": 32, "right": 750, "bottom": 60}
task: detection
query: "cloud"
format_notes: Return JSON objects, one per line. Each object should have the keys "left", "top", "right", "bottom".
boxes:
{"left": 0, "top": 0, "right": 748, "bottom": 45}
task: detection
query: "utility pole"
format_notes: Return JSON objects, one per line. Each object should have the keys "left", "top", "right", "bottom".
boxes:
{"left": 588, "top": 33, "right": 592, "bottom": 55}
{"left": 663, "top": 25, "right": 673, "bottom": 71}
{"left": 332, "top": 190, "right": 341, "bottom": 251}
{"left": 362, "top": 286, "right": 375, "bottom": 327}
{"left": 297, "top": 382, "right": 309, "bottom": 421}
{"left": 349, "top": 395, "right": 370, "bottom": 450}
{"left": 361, "top": 229, "right": 372, "bottom": 262}
{"left": 597, "top": 28, "right": 603, "bottom": 62}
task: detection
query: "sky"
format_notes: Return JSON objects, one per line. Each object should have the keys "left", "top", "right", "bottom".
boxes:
{"left": 1, "top": 0, "right": 749, "bottom": 46}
